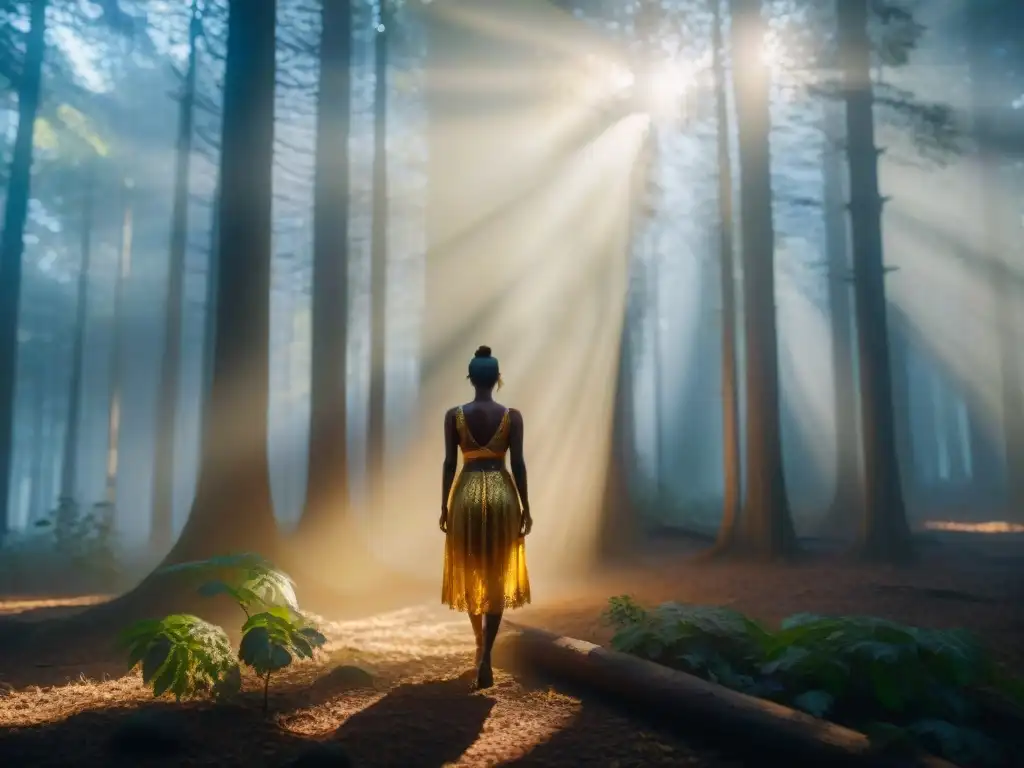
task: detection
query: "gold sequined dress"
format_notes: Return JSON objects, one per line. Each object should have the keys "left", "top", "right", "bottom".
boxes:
{"left": 441, "top": 406, "right": 531, "bottom": 613}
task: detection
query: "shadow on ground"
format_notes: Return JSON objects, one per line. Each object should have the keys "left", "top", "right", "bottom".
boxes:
{"left": 0, "top": 677, "right": 495, "bottom": 767}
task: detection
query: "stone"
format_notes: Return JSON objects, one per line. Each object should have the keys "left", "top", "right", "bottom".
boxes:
{"left": 314, "top": 664, "right": 375, "bottom": 691}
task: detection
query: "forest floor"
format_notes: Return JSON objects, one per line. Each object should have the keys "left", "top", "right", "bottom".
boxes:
{"left": 0, "top": 533, "right": 1021, "bottom": 767}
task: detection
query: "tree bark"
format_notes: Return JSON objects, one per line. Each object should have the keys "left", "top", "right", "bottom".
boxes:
{"left": 366, "top": 0, "right": 389, "bottom": 523}
{"left": 820, "top": 98, "right": 861, "bottom": 539}
{"left": 297, "top": 0, "right": 352, "bottom": 538}
{"left": 201, "top": 181, "right": 220, "bottom": 436}
{"left": 837, "top": 0, "right": 912, "bottom": 561}
{"left": 151, "top": 0, "right": 200, "bottom": 553}
{"left": 887, "top": 304, "right": 918, "bottom": 510}
{"left": 60, "top": 160, "right": 95, "bottom": 511}
{"left": 728, "top": 0, "right": 797, "bottom": 559}
{"left": 0, "top": 0, "right": 47, "bottom": 545}
{"left": 162, "top": 0, "right": 279, "bottom": 564}
{"left": 710, "top": 0, "right": 741, "bottom": 551}
{"left": 29, "top": 343, "right": 46, "bottom": 521}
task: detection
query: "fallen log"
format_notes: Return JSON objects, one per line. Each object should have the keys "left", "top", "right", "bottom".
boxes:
{"left": 494, "top": 622, "right": 958, "bottom": 768}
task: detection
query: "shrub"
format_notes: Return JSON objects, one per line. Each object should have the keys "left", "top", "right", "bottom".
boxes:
{"left": 0, "top": 498, "right": 121, "bottom": 593}
{"left": 121, "top": 554, "right": 327, "bottom": 712}
{"left": 604, "top": 596, "right": 1023, "bottom": 766}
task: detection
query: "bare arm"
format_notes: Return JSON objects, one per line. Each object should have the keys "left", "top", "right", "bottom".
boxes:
{"left": 441, "top": 408, "right": 459, "bottom": 512}
{"left": 509, "top": 408, "right": 529, "bottom": 514}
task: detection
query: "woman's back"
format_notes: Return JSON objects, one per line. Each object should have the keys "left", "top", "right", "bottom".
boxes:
{"left": 457, "top": 401, "right": 511, "bottom": 458}
{"left": 459, "top": 401, "right": 508, "bottom": 447}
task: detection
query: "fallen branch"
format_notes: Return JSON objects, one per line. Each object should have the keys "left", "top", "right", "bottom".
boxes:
{"left": 495, "top": 622, "right": 958, "bottom": 768}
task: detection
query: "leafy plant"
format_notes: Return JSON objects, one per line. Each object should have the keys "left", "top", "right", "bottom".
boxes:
{"left": 603, "top": 597, "right": 1023, "bottom": 766}
{"left": 119, "top": 614, "right": 241, "bottom": 701}
{"left": 31, "top": 497, "right": 120, "bottom": 587}
{"left": 123, "top": 554, "right": 326, "bottom": 712}
{"left": 238, "top": 606, "right": 327, "bottom": 711}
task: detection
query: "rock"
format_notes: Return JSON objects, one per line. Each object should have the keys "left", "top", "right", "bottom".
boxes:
{"left": 286, "top": 742, "right": 352, "bottom": 767}
{"left": 107, "top": 710, "right": 187, "bottom": 758}
{"left": 314, "top": 664, "right": 375, "bottom": 692}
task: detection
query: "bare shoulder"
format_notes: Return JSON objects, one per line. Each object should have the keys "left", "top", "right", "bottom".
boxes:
{"left": 444, "top": 406, "right": 459, "bottom": 423}
{"left": 507, "top": 407, "right": 524, "bottom": 426}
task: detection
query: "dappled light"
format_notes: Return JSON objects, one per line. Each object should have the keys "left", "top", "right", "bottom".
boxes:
{"left": 923, "top": 520, "right": 1024, "bottom": 534}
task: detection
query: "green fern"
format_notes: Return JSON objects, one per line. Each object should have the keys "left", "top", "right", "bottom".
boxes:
{"left": 120, "top": 614, "right": 241, "bottom": 701}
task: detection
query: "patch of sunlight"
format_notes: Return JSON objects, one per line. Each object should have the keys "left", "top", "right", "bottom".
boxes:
{"left": 922, "top": 520, "right": 1024, "bottom": 534}
{"left": 0, "top": 674, "right": 148, "bottom": 727}
{"left": 0, "top": 594, "right": 110, "bottom": 617}
{"left": 312, "top": 604, "right": 475, "bottom": 663}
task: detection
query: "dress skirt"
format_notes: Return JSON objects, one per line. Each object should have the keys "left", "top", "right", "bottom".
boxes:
{"left": 441, "top": 468, "right": 531, "bottom": 613}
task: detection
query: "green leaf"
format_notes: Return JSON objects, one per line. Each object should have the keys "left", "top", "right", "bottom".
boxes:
{"left": 118, "top": 619, "right": 163, "bottom": 649}
{"left": 868, "top": 662, "right": 906, "bottom": 712}
{"left": 141, "top": 637, "right": 172, "bottom": 684}
{"left": 761, "top": 645, "right": 810, "bottom": 675}
{"left": 778, "top": 612, "right": 825, "bottom": 631}
{"left": 198, "top": 580, "right": 238, "bottom": 599}
{"left": 152, "top": 645, "right": 186, "bottom": 698}
{"left": 239, "top": 625, "right": 274, "bottom": 675}
{"left": 908, "top": 719, "right": 1001, "bottom": 765}
{"left": 792, "top": 689, "right": 834, "bottom": 718}
{"left": 297, "top": 627, "right": 327, "bottom": 648}
{"left": 291, "top": 633, "right": 315, "bottom": 659}
{"left": 270, "top": 645, "right": 292, "bottom": 670}
{"left": 864, "top": 722, "right": 914, "bottom": 754}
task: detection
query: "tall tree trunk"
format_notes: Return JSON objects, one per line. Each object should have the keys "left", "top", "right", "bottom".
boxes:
{"left": 367, "top": 0, "right": 389, "bottom": 521}
{"left": 298, "top": 0, "right": 352, "bottom": 538}
{"left": 29, "top": 344, "right": 46, "bottom": 521}
{"left": 60, "top": 161, "right": 95, "bottom": 511}
{"left": 104, "top": 178, "right": 133, "bottom": 509}
{"left": 837, "top": 0, "right": 912, "bottom": 560}
{"left": 710, "top": 0, "right": 741, "bottom": 550}
{"left": 0, "top": 0, "right": 47, "bottom": 545}
{"left": 201, "top": 181, "right": 220, "bottom": 436}
{"left": 151, "top": 0, "right": 200, "bottom": 553}
{"left": 162, "top": 0, "right": 279, "bottom": 564}
{"left": 728, "top": 0, "right": 797, "bottom": 558}
{"left": 821, "top": 97, "right": 861, "bottom": 537}
{"left": 969, "top": 18, "right": 1024, "bottom": 519}
{"left": 888, "top": 304, "right": 918, "bottom": 510}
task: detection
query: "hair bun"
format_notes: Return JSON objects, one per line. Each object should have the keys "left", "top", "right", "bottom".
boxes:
{"left": 474, "top": 345, "right": 492, "bottom": 358}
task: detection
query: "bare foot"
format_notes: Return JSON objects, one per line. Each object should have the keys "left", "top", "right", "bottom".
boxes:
{"left": 475, "top": 660, "right": 494, "bottom": 690}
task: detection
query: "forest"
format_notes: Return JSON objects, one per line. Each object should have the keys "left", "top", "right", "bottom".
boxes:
{"left": 0, "top": 0, "right": 1022, "bottom": 766}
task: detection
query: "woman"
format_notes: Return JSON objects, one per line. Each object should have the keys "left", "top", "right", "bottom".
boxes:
{"left": 440, "top": 345, "right": 532, "bottom": 690}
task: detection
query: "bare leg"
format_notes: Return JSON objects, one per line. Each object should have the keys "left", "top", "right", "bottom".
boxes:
{"left": 468, "top": 613, "right": 483, "bottom": 666}
{"left": 476, "top": 611, "right": 503, "bottom": 689}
